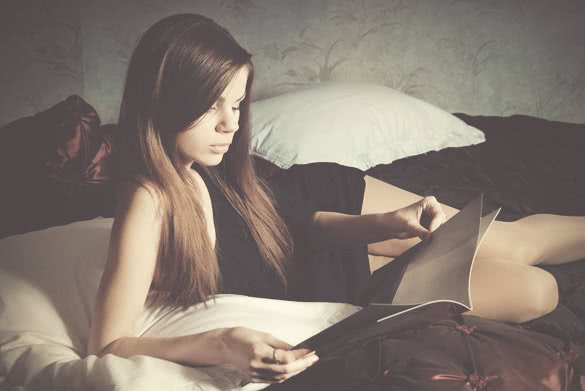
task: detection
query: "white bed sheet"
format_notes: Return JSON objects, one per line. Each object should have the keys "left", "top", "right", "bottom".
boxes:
{"left": 0, "top": 218, "right": 360, "bottom": 391}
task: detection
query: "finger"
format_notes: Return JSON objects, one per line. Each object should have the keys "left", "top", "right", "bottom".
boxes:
{"left": 252, "top": 365, "right": 316, "bottom": 384}
{"left": 260, "top": 352, "right": 319, "bottom": 376}
{"left": 261, "top": 335, "right": 296, "bottom": 364}
{"left": 251, "top": 364, "right": 311, "bottom": 383}
{"left": 264, "top": 334, "right": 310, "bottom": 362}
{"left": 250, "top": 369, "right": 305, "bottom": 384}
{"left": 428, "top": 212, "right": 447, "bottom": 232}
{"left": 249, "top": 376, "right": 273, "bottom": 384}
{"left": 409, "top": 222, "right": 431, "bottom": 241}
{"left": 265, "top": 335, "right": 294, "bottom": 351}
{"left": 261, "top": 347, "right": 312, "bottom": 366}
{"left": 277, "top": 348, "right": 313, "bottom": 363}
{"left": 425, "top": 203, "right": 446, "bottom": 233}
{"left": 421, "top": 196, "right": 445, "bottom": 233}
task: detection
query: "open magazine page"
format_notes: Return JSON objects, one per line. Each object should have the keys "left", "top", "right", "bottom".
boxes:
{"left": 295, "top": 194, "right": 500, "bottom": 359}
{"left": 387, "top": 194, "right": 500, "bottom": 308}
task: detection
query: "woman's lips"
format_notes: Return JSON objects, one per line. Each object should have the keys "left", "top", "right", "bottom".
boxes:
{"left": 209, "top": 144, "right": 230, "bottom": 154}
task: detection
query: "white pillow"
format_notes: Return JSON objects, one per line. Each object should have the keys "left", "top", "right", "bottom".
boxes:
{"left": 250, "top": 82, "right": 485, "bottom": 170}
{"left": 0, "top": 219, "right": 359, "bottom": 391}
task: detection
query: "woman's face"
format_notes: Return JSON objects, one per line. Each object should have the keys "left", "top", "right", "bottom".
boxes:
{"left": 172, "top": 66, "right": 249, "bottom": 169}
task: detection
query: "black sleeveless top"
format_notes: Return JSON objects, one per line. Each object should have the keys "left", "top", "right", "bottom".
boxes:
{"left": 198, "top": 170, "right": 316, "bottom": 300}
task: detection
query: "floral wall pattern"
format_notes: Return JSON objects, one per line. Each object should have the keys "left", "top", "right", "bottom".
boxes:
{"left": 1, "top": 0, "right": 584, "bottom": 127}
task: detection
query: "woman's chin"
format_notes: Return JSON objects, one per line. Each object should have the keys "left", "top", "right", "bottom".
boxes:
{"left": 196, "top": 154, "right": 225, "bottom": 167}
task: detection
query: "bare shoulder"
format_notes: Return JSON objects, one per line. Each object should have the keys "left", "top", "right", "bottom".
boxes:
{"left": 109, "top": 179, "right": 165, "bottom": 251}
{"left": 115, "top": 179, "right": 163, "bottom": 222}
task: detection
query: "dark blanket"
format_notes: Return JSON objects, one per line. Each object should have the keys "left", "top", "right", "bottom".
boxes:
{"left": 367, "top": 113, "right": 585, "bottom": 221}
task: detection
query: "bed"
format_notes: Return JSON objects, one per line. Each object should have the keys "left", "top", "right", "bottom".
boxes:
{"left": 1, "top": 83, "right": 585, "bottom": 390}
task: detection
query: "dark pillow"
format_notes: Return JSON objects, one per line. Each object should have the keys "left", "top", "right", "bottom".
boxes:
{"left": 0, "top": 95, "right": 117, "bottom": 238}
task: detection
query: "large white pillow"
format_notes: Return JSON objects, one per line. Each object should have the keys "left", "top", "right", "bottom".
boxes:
{"left": 0, "top": 219, "right": 359, "bottom": 391}
{"left": 250, "top": 82, "right": 485, "bottom": 170}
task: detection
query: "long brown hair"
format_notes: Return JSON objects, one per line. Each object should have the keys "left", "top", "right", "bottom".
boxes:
{"left": 117, "top": 14, "right": 293, "bottom": 309}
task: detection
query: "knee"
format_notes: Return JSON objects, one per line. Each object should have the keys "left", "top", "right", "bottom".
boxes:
{"left": 515, "top": 242, "right": 543, "bottom": 266}
{"left": 522, "top": 270, "right": 559, "bottom": 322}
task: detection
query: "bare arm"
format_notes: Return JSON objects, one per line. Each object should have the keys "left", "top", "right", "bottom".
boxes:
{"left": 311, "top": 196, "right": 447, "bottom": 246}
{"left": 86, "top": 181, "right": 317, "bottom": 382}
{"left": 87, "top": 181, "right": 175, "bottom": 358}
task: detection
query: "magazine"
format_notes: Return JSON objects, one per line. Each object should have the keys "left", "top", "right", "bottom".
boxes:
{"left": 294, "top": 193, "right": 500, "bottom": 360}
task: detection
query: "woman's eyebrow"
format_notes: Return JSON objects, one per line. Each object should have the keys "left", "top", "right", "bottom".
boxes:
{"left": 217, "top": 93, "right": 246, "bottom": 103}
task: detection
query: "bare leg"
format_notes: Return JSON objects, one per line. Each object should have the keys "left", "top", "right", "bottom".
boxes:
{"left": 362, "top": 175, "right": 585, "bottom": 266}
{"left": 467, "top": 257, "right": 558, "bottom": 323}
{"left": 360, "top": 175, "right": 582, "bottom": 322}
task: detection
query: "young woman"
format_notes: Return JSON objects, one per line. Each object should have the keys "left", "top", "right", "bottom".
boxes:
{"left": 87, "top": 13, "right": 585, "bottom": 385}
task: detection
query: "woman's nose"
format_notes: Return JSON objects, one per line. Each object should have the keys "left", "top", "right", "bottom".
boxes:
{"left": 216, "top": 109, "right": 239, "bottom": 133}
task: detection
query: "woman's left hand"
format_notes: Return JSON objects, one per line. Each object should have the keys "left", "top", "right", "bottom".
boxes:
{"left": 380, "top": 196, "right": 447, "bottom": 241}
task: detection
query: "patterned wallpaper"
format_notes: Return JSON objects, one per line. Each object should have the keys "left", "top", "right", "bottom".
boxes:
{"left": 1, "top": 0, "right": 584, "bottom": 127}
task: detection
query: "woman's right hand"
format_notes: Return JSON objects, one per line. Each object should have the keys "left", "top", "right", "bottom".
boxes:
{"left": 218, "top": 327, "right": 319, "bottom": 384}
{"left": 380, "top": 196, "right": 447, "bottom": 241}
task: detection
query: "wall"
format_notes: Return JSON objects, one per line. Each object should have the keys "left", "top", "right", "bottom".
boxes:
{"left": 1, "top": 0, "right": 584, "bottom": 127}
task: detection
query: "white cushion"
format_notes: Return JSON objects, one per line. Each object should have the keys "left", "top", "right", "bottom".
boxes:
{"left": 0, "top": 219, "right": 359, "bottom": 390}
{"left": 250, "top": 82, "right": 485, "bottom": 170}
